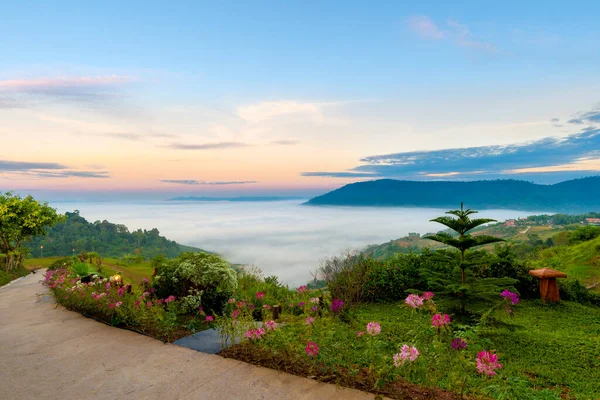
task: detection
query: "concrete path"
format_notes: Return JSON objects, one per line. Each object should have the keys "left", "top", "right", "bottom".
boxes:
{"left": 0, "top": 272, "right": 377, "bottom": 400}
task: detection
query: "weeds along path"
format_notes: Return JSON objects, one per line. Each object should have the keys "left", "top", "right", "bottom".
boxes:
{"left": 0, "top": 271, "right": 379, "bottom": 400}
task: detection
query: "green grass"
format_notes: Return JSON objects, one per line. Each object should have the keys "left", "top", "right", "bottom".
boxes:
{"left": 23, "top": 256, "right": 64, "bottom": 270}
{"left": 101, "top": 258, "right": 154, "bottom": 284}
{"left": 356, "top": 300, "right": 600, "bottom": 398}
{"left": 0, "top": 266, "right": 31, "bottom": 287}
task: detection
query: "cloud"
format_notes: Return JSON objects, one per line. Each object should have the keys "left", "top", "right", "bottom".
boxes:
{"left": 0, "top": 159, "right": 109, "bottom": 179}
{"left": 406, "top": 16, "right": 445, "bottom": 40}
{"left": 160, "top": 179, "right": 257, "bottom": 185}
{"left": 271, "top": 139, "right": 300, "bottom": 145}
{"left": 0, "top": 75, "right": 133, "bottom": 108}
{"left": 301, "top": 171, "right": 377, "bottom": 178}
{"left": 102, "top": 132, "right": 177, "bottom": 141}
{"left": 166, "top": 142, "right": 250, "bottom": 150}
{"left": 237, "top": 101, "right": 322, "bottom": 123}
{"left": 0, "top": 160, "right": 67, "bottom": 171}
{"left": 567, "top": 108, "right": 600, "bottom": 125}
{"left": 303, "top": 127, "right": 600, "bottom": 180}
{"left": 406, "top": 16, "right": 497, "bottom": 53}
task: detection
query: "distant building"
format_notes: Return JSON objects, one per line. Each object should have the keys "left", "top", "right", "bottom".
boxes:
{"left": 505, "top": 219, "right": 517, "bottom": 227}
{"left": 586, "top": 218, "right": 600, "bottom": 226}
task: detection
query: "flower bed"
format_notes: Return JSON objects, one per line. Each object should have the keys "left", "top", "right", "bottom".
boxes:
{"left": 43, "top": 268, "right": 207, "bottom": 341}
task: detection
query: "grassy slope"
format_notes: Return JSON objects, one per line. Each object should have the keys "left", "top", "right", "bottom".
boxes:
{"left": 533, "top": 236, "right": 600, "bottom": 290}
{"left": 24, "top": 256, "right": 154, "bottom": 284}
{"left": 359, "top": 300, "right": 600, "bottom": 398}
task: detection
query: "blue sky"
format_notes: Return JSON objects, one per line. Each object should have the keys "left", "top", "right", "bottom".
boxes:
{"left": 1, "top": 1, "right": 600, "bottom": 199}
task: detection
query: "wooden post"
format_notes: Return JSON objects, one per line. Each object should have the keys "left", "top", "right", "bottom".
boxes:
{"left": 272, "top": 305, "right": 282, "bottom": 320}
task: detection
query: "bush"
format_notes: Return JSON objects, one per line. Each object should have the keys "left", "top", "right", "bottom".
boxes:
{"left": 152, "top": 252, "right": 237, "bottom": 314}
{"left": 363, "top": 253, "right": 424, "bottom": 302}
{"left": 48, "top": 257, "right": 75, "bottom": 270}
{"left": 318, "top": 251, "right": 371, "bottom": 307}
{"left": 70, "top": 261, "right": 98, "bottom": 278}
{"left": 558, "top": 279, "right": 600, "bottom": 305}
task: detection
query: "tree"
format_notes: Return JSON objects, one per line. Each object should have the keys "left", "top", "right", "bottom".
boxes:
{"left": 424, "top": 203, "right": 505, "bottom": 283}
{"left": 0, "top": 192, "right": 64, "bottom": 271}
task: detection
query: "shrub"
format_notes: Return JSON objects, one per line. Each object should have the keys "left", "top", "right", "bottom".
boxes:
{"left": 70, "top": 261, "right": 98, "bottom": 278}
{"left": 558, "top": 279, "right": 600, "bottom": 305}
{"left": 363, "top": 253, "right": 424, "bottom": 302}
{"left": 152, "top": 252, "right": 237, "bottom": 314}
{"left": 48, "top": 257, "right": 75, "bottom": 270}
{"left": 318, "top": 251, "right": 371, "bottom": 307}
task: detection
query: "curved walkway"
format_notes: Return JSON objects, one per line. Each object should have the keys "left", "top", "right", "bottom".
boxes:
{"left": 0, "top": 272, "right": 376, "bottom": 400}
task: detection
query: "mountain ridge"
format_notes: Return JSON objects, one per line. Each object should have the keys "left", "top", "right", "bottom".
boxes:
{"left": 305, "top": 176, "right": 600, "bottom": 212}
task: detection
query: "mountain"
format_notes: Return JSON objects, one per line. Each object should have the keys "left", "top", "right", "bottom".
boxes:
{"left": 305, "top": 177, "right": 600, "bottom": 212}
{"left": 27, "top": 211, "right": 204, "bottom": 259}
{"left": 168, "top": 196, "right": 304, "bottom": 202}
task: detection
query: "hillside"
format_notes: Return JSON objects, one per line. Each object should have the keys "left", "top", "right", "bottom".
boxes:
{"left": 305, "top": 176, "right": 600, "bottom": 212}
{"left": 26, "top": 211, "right": 203, "bottom": 259}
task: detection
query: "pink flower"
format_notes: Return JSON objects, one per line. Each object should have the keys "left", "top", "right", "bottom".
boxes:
{"left": 431, "top": 313, "right": 451, "bottom": 327}
{"left": 244, "top": 328, "right": 266, "bottom": 340}
{"left": 265, "top": 320, "right": 278, "bottom": 331}
{"left": 237, "top": 301, "right": 246, "bottom": 308}
{"left": 422, "top": 291, "right": 435, "bottom": 301}
{"left": 263, "top": 304, "right": 271, "bottom": 310}
{"left": 146, "top": 301, "right": 152, "bottom": 307}
{"left": 134, "top": 300, "right": 141, "bottom": 308}
{"left": 248, "top": 304, "right": 256, "bottom": 310}
{"left": 232, "top": 310, "right": 240, "bottom": 319}
{"left": 452, "top": 338, "right": 467, "bottom": 350}
{"left": 405, "top": 294, "right": 424, "bottom": 309}
{"left": 115, "top": 301, "right": 123, "bottom": 308}
{"left": 305, "top": 341, "right": 319, "bottom": 357}
{"left": 393, "top": 345, "right": 420, "bottom": 367}
{"left": 366, "top": 321, "right": 381, "bottom": 336}
{"left": 142, "top": 277, "right": 149, "bottom": 284}
{"left": 256, "top": 292, "right": 265, "bottom": 299}
{"left": 310, "top": 305, "right": 318, "bottom": 312}
{"left": 297, "top": 302, "right": 305, "bottom": 308}
{"left": 117, "top": 286, "right": 126, "bottom": 297}
{"left": 356, "top": 331, "right": 366, "bottom": 337}
{"left": 310, "top": 297, "right": 320, "bottom": 304}
{"left": 164, "top": 295, "right": 176, "bottom": 303}
{"left": 142, "top": 291, "right": 150, "bottom": 297}
{"left": 228, "top": 298, "right": 236, "bottom": 304}
{"left": 107, "top": 303, "right": 115, "bottom": 309}
{"left": 297, "top": 285, "right": 307, "bottom": 293}
{"left": 205, "top": 315, "right": 214, "bottom": 322}
{"left": 305, "top": 317, "right": 315, "bottom": 325}
{"left": 476, "top": 351, "right": 502, "bottom": 376}
{"left": 105, "top": 282, "right": 111, "bottom": 291}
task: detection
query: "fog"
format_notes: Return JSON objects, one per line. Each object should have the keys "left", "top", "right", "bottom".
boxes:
{"left": 52, "top": 200, "right": 542, "bottom": 286}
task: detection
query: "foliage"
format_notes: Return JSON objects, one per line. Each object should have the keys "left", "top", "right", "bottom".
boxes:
{"left": 568, "top": 225, "right": 600, "bottom": 244}
{"left": 26, "top": 210, "right": 203, "bottom": 259}
{"left": 318, "top": 251, "right": 371, "bottom": 307}
{"left": 70, "top": 261, "right": 99, "bottom": 278}
{"left": 152, "top": 252, "right": 237, "bottom": 314}
{"left": 0, "top": 265, "right": 30, "bottom": 287}
{"left": 43, "top": 267, "right": 207, "bottom": 341}
{"left": 0, "top": 192, "right": 64, "bottom": 271}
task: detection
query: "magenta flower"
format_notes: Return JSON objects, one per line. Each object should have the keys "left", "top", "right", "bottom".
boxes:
{"left": 107, "top": 303, "right": 115, "bottom": 309}
{"left": 297, "top": 302, "right": 305, "bottom": 308}
{"left": 366, "top": 321, "right": 381, "bottom": 336}
{"left": 205, "top": 315, "right": 214, "bottom": 322}
{"left": 297, "top": 285, "right": 307, "bottom": 293}
{"left": 310, "top": 305, "right": 318, "bottom": 312}
{"left": 451, "top": 338, "right": 467, "bottom": 350}
{"left": 117, "top": 286, "right": 125, "bottom": 297}
{"left": 105, "top": 282, "right": 111, "bottom": 291}
{"left": 164, "top": 295, "right": 176, "bottom": 303}
{"left": 305, "top": 316, "right": 315, "bottom": 325}
{"left": 134, "top": 299, "right": 141, "bottom": 308}
{"left": 405, "top": 294, "right": 424, "bottom": 309}
{"left": 237, "top": 301, "right": 246, "bottom": 308}
{"left": 501, "top": 290, "right": 519, "bottom": 305}
{"left": 305, "top": 341, "right": 319, "bottom": 357}
{"left": 232, "top": 309, "right": 240, "bottom": 319}
{"left": 115, "top": 301, "right": 123, "bottom": 308}
{"left": 422, "top": 291, "right": 435, "bottom": 301}
{"left": 146, "top": 301, "right": 152, "bottom": 307}
{"left": 265, "top": 320, "right": 278, "bottom": 331}
{"left": 142, "top": 291, "right": 150, "bottom": 298}
{"left": 431, "top": 313, "right": 451, "bottom": 327}
{"left": 393, "top": 345, "right": 419, "bottom": 367}
{"left": 256, "top": 291, "right": 265, "bottom": 299}
{"left": 142, "top": 277, "right": 149, "bottom": 284}
{"left": 157, "top": 299, "right": 164, "bottom": 305}
{"left": 476, "top": 351, "right": 503, "bottom": 376}
{"left": 330, "top": 299, "right": 344, "bottom": 313}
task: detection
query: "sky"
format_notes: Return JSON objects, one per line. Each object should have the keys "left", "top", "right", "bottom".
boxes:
{"left": 1, "top": 0, "right": 600, "bottom": 200}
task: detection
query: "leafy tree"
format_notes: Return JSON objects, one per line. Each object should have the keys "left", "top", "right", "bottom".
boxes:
{"left": 424, "top": 203, "right": 505, "bottom": 283}
{"left": 0, "top": 192, "right": 64, "bottom": 271}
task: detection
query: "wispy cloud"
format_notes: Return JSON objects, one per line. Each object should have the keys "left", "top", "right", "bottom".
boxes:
{"left": 166, "top": 142, "right": 250, "bottom": 150}
{"left": 406, "top": 16, "right": 497, "bottom": 53}
{"left": 271, "top": 139, "right": 300, "bottom": 145}
{"left": 303, "top": 125, "right": 600, "bottom": 180}
{"left": 0, "top": 159, "right": 110, "bottom": 179}
{"left": 102, "top": 132, "right": 177, "bottom": 141}
{"left": 0, "top": 75, "right": 134, "bottom": 108}
{"left": 160, "top": 179, "right": 257, "bottom": 185}
{"left": 567, "top": 108, "right": 600, "bottom": 125}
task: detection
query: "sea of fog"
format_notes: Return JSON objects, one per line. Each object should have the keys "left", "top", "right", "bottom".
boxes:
{"left": 52, "top": 200, "right": 543, "bottom": 286}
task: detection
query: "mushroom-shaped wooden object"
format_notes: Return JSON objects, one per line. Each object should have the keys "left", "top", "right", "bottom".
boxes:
{"left": 528, "top": 268, "right": 567, "bottom": 302}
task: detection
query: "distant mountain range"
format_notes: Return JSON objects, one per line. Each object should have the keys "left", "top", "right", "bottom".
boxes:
{"left": 305, "top": 177, "right": 600, "bottom": 212}
{"left": 168, "top": 196, "right": 304, "bottom": 202}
